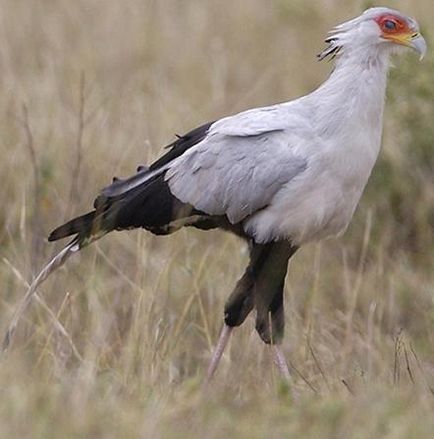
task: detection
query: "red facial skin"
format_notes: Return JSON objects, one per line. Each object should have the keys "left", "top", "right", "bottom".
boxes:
{"left": 374, "top": 14, "right": 411, "bottom": 37}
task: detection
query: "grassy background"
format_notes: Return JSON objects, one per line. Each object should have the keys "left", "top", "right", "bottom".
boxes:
{"left": 0, "top": 0, "right": 433, "bottom": 437}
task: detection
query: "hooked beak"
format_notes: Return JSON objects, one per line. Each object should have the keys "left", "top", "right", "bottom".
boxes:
{"left": 409, "top": 33, "right": 427, "bottom": 60}
{"left": 385, "top": 31, "right": 427, "bottom": 60}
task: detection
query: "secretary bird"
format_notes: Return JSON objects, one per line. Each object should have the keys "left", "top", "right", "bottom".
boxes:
{"left": 4, "top": 7, "right": 426, "bottom": 381}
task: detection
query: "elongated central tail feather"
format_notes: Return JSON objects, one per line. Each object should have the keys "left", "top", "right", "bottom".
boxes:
{"left": 2, "top": 238, "right": 80, "bottom": 353}
{"left": 3, "top": 172, "right": 180, "bottom": 353}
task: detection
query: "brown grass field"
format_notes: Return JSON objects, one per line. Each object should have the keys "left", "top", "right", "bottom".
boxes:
{"left": 0, "top": 0, "right": 433, "bottom": 437}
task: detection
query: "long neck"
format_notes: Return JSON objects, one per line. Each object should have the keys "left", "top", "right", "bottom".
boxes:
{"left": 308, "top": 49, "right": 390, "bottom": 147}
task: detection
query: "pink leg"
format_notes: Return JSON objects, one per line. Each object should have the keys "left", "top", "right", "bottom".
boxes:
{"left": 272, "top": 345, "right": 291, "bottom": 381}
{"left": 206, "top": 324, "right": 233, "bottom": 381}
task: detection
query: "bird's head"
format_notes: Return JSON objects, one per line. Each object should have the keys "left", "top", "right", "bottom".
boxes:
{"left": 318, "top": 7, "right": 426, "bottom": 62}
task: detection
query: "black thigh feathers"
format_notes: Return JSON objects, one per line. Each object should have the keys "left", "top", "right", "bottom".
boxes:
{"left": 224, "top": 242, "right": 297, "bottom": 344}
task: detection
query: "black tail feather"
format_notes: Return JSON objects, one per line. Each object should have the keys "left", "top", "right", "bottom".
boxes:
{"left": 48, "top": 211, "right": 96, "bottom": 242}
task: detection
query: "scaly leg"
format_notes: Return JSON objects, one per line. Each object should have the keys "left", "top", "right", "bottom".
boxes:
{"left": 206, "top": 324, "right": 233, "bottom": 381}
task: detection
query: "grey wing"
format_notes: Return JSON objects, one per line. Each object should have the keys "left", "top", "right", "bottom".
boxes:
{"left": 165, "top": 130, "right": 307, "bottom": 224}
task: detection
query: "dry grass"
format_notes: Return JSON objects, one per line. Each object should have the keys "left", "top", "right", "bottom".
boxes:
{"left": 0, "top": 0, "right": 433, "bottom": 437}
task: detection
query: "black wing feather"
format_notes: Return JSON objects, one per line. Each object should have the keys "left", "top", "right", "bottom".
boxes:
{"left": 149, "top": 120, "right": 214, "bottom": 170}
{"left": 48, "top": 121, "right": 215, "bottom": 243}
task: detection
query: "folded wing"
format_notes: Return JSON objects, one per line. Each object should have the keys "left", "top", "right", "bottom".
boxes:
{"left": 166, "top": 119, "right": 308, "bottom": 224}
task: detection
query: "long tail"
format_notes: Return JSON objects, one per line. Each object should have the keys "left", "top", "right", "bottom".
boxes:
{"left": 3, "top": 164, "right": 191, "bottom": 352}
{"left": 3, "top": 188, "right": 127, "bottom": 352}
{"left": 3, "top": 196, "right": 125, "bottom": 353}
{"left": 2, "top": 239, "right": 80, "bottom": 352}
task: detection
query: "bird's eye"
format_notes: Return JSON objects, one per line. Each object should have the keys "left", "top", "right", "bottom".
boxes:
{"left": 383, "top": 20, "right": 397, "bottom": 31}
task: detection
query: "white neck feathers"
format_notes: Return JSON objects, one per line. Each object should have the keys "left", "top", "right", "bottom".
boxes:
{"left": 309, "top": 48, "right": 390, "bottom": 143}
